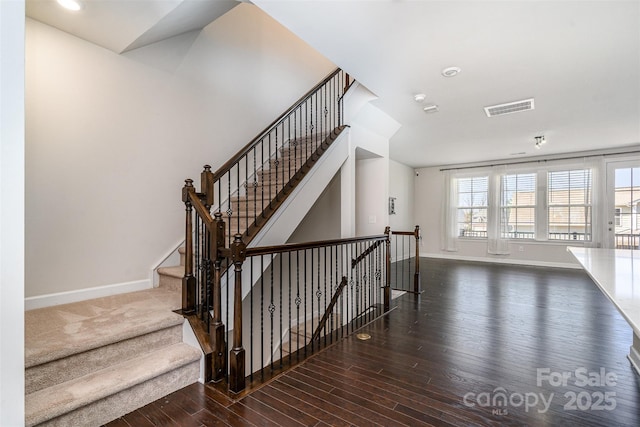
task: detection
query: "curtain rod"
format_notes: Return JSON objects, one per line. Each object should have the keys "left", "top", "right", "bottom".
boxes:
{"left": 439, "top": 149, "right": 640, "bottom": 172}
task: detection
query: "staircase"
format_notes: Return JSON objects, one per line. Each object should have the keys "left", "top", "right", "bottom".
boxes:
{"left": 24, "top": 284, "right": 200, "bottom": 426}
{"left": 227, "top": 134, "right": 327, "bottom": 235}
{"left": 276, "top": 312, "right": 340, "bottom": 360}
{"left": 22, "top": 70, "right": 352, "bottom": 421}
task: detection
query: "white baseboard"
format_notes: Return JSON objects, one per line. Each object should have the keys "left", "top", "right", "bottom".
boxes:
{"left": 25, "top": 279, "right": 152, "bottom": 311}
{"left": 420, "top": 252, "right": 582, "bottom": 270}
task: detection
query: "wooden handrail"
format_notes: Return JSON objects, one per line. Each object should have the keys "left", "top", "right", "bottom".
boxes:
{"left": 351, "top": 240, "right": 384, "bottom": 268}
{"left": 188, "top": 191, "right": 214, "bottom": 231}
{"left": 212, "top": 68, "right": 345, "bottom": 181}
{"left": 390, "top": 230, "right": 415, "bottom": 236}
{"left": 245, "top": 234, "right": 387, "bottom": 257}
{"left": 311, "top": 276, "right": 348, "bottom": 342}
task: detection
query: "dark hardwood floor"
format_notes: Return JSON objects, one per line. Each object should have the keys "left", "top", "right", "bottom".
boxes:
{"left": 106, "top": 258, "right": 640, "bottom": 426}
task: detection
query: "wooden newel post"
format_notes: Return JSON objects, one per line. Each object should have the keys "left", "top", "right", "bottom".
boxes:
{"left": 201, "top": 165, "right": 214, "bottom": 208}
{"left": 384, "top": 226, "right": 391, "bottom": 312}
{"left": 210, "top": 212, "right": 226, "bottom": 382}
{"left": 414, "top": 225, "right": 421, "bottom": 294}
{"left": 229, "top": 234, "right": 247, "bottom": 393}
{"left": 182, "top": 179, "right": 196, "bottom": 313}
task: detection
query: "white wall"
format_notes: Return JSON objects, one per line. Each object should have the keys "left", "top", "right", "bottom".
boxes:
{"left": 389, "top": 160, "right": 415, "bottom": 231}
{"left": 356, "top": 156, "right": 387, "bottom": 236}
{"left": 25, "top": 4, "right": 335, "bottom": 298}
{"left": 414, "top": 166, "right": 581, "bottom": 268}
{"left": 1, "top": 0, "right": 25, "bottom": 423}
{"left": 347, "top": 107, "right": 396, "bottom": 238}
{"left": 288, "top": 172, "right": 341, "bottom": 243}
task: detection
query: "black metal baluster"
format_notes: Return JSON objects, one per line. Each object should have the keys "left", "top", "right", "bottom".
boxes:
{"left": 196, "top": 216, "right": 202, "bottom": 321}
{"left": 227, "top": 171, "right": 232, "bottom": 248}
{"left": 303, "top": 249, "right": 308, "bottom": 357}
{"left": 278, "top": 252, "right": 283, "bottom": 368}
{"left": 260, "top": 254, "right": 264, "bottom": 382}
{"left": 323, "top": 246, "right": 328, "bottom": 347}
{"left": 407, "top": 235, "right": 412, "bottom": 292}
{"left": 288, "top": 251, "right": 292, "bottom": 360}
{"left": 249, "top": 256, "right": 254, "bottom": 383}
{"left": 295, "top": 250, "right": 300, "bottom": 361}
{"left": 261, "top": 141, "right": 266, "bottom": 218}
{"left": 269, "top": 253, "right": 275, "bottom": 372}
{"left": 236, "top": 164, "right": 240, "bottom": 236}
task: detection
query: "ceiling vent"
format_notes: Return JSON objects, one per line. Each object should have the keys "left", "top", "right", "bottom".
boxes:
{"left": 484, "top": 98, "right": 534, "bottom": 117}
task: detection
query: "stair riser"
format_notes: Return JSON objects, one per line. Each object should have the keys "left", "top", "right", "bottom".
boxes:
{"left": 258, "top": 169, "right": 296, "bottom": 182}
{"left": 227, "top": 199, "right": 270, "bottom": 212}
{"left": 158, "top": 272, "right": 182, "bottom": 292}
{"left": 30, "top": 360, "right": 199, "bottom": 427}
{"left": 25, "top": 324, "right": 183, "bottom": 394}
{"left": 270, "top": 157, "right": 311, "bottom": 168}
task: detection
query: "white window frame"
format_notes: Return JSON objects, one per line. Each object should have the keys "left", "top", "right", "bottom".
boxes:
{"left": 501, "top": 172, "right": 537, "bottom": 239}
{"left": 455, "top": 174, "right": 489, "bottom": 239}
{"left": 546, "top": 167, "right": 593, "bottom": 242}
{"left": 449, "top": 161, "right": 596, "bottom": 244}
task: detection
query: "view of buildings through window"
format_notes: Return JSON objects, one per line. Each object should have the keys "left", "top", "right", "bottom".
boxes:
{"left": 456, "top": 176, "right": 488, "bottom": 238}
{"left": 614, "top": 167, "right": 640, "bottom": 248}
{"left": 547, "top": 169, "right": 592, "bottom": 241}
{"left": 501, "top": 173, "right": 536, "bottom": 239}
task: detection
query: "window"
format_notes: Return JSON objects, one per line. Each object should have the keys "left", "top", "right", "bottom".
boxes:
{"left": 501, "top": 173, "right": 536, "bottom": 239}
{"left": 615, "top": 208, "right": 621, "bottom": 226}
{"left": 548, "top": 169, "right": 592, "bottom": 241}
{"left": 448, "top": 166, "right": 595, "bottom": 243}
{"left": 456, "top": 176, "right": 488, "bottom": 238}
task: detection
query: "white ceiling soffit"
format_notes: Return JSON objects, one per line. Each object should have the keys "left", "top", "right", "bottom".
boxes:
{"left": 25, "top": 0, "right": 238, "bottom": 53}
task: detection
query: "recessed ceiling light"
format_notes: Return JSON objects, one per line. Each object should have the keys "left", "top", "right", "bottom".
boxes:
{"left": 414, "top": 93, "right": 426, "bottom": 103}
{"left": 57, "top": 0, "right": 82, "bottom": 11}
{"left": 441, "top": 66, "right": 461, "bottom": 77}
{"left": 423, "top": 104, "right": 439, "bottom": 113}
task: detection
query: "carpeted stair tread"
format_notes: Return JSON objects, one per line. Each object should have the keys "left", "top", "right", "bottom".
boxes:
{"left": 25, "top": 323, "right": 183, "bottom": 394}
{"left": 25, "top": 342, "right": 201, "bottom": 426}
{"left": 25, "top": 288, "right": 182, "bottom": 368}
{"left": 157, "top": 265, "right": 184, "bottom": 279}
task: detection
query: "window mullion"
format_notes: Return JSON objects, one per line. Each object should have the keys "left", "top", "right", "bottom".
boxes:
{"left": 536, "top": 170, "right": 548, "bottom": 240}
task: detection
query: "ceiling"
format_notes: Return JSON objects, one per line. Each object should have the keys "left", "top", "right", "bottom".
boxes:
{"left": 25, "top": 0, "right": 238, "bottom": 53}
{"left": 26, "top": 0, "right": 640, "bottom": 168}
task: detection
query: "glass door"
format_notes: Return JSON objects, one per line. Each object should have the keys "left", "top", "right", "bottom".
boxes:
{"left": 606, "top": 161, "right": 640, "bottom": 249}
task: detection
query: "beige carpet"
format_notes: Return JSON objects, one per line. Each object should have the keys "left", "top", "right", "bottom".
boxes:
{"left": 25, "top": 287, "right": 181, "bottom": 368}
{"left": 24, "top": 287, "right": 202, "bottom": 426}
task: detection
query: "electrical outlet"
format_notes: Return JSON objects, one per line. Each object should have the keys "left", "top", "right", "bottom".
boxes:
{"left": 518, "top": 245, "right": 524, "bottom": 252}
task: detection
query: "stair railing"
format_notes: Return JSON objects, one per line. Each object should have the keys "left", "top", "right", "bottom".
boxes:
{"left": 389, "top": 225, "right": 422, "bottom": 294}
{"left": 180, "top": 69, "right": 352, "bottom": 381}
{"left": 184, "top": 176, "right": 421, "bottom": 394}
{"left": 311, "top": 233, "right": 387, "bottom": 343}
{"left": 209, "top": 68, "right": 352, "bottom": 247}
{"left": 237, "top": 232, "right": 389, "bottom": 392}
{"left": 311, "top": 276, "right": 348, "bottom": 343}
